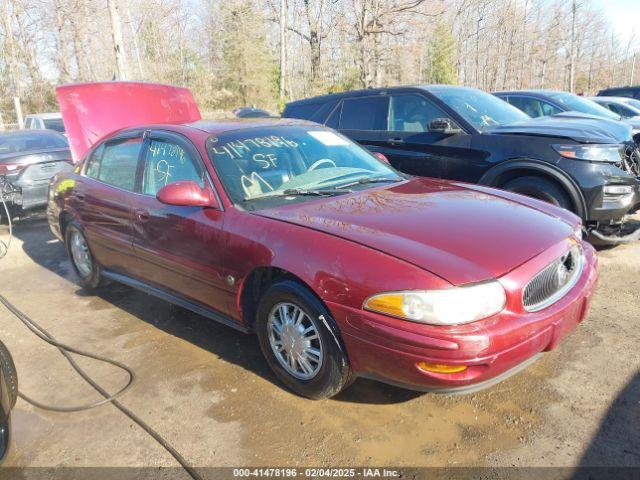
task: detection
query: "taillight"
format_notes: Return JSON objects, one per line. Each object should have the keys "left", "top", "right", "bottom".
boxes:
{"left": 0, "top": 163, "right": 25, "bottom": 175}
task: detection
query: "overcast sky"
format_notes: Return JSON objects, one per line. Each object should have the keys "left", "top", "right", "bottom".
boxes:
{"left": 592, "top": 0, "right": 640, "bottom": 49}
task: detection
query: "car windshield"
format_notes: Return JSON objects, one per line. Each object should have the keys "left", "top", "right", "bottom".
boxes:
{"left": 430, "top": 87, "right": 529, "bottom": 132}
{"left": 550, "top": 93, "right": 621, "bottom": 120}
{"left": 0, "top": 131, "right": 68, "bottom": 158}
{"left": 207, "top": 126, "right": 402, "bottom": 208}
{"left": 612, "top": 102, "right": 640, "bottom": 118}
{"left": 624, "top": 99, "right": 640, "bottom": 113}
{"left": 43, "top": 118, "right": 66, "bottom": 133}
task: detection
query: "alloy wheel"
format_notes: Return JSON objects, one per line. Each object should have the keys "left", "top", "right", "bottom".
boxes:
{"left": 70, "top": 230, "right": 92, "bottom": 278}
{"left": 267, "top": 302, "right": 323, "bottom": 380}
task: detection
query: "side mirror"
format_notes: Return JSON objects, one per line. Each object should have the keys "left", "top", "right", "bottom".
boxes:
{"left": 372, "top": 152, "right": 390, "bottom": 164}
{"left": 428, "top": 118, "right": 463, "bottom": 135}
{"left": 156, "top": 181, "right": 218, "bottom": 208}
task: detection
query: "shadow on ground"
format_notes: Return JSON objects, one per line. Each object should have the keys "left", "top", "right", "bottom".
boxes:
{"left": 577, "top": 370, "right": 640, "bottom": 468}
{"left": 8, "top": 215, "right": 421, "bottom": 405}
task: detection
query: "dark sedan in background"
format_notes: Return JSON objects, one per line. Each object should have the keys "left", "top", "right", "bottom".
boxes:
{"left": 283, "top": 85, "right": 640, "bottom": 243}
{"left": 598, "top": 85, "right": 640, "bottom": 100}
{"left": 589, "top": 96, "right": 640, "bottom": 121}
{"left": 494, "top": 89, "right": 640, "bottom": 133}
{"left": 0, "top": 130, "right": 73, "bottom": 220}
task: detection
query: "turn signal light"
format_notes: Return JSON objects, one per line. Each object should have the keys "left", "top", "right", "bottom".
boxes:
{"left": 417, "top": 362, "right": 468, "bottom": 374}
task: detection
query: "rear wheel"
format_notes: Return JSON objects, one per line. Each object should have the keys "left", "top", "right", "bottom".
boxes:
{"left": 256, "top": 280, "right": 353, "bottom": 399}
{"left": 503, "top": 176, "right": 573, "bottom": 211}
{"left": 0, "top": 340, "right": 18, "bottom": 410}
{"left": 65, "top": 223, "right": 104, "bottom": 289}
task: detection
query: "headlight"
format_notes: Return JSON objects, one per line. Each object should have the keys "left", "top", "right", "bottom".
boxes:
{"left": 363, "top": 281, "right": 506, "bottom": 326}
{"left": 553, "top": 144, "right": 624, "bottom": 163}
{"left": 573, "top": 224, "right": 583, "bottom": 241}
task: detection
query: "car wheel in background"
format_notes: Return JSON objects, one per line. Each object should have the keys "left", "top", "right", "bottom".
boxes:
{"left": 65, "top": 223, "right": 104, "bottom": 289}
{"left": 256, "top": 280, "right": 353, "bottom": 399}
{"left": 503, "top": 176, "right": 573, "bottom": 211}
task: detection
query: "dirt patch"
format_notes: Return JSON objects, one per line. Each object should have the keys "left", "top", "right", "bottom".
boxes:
{"left": 0, "top": 218, "right": 638, "bottom": 469}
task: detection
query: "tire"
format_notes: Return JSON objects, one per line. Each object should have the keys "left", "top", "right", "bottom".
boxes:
{"left": 256, "top": 280, "right": 353, "bottom": 399}
{"left": 0, "top": 340, "right": 17, "bottom": 410}
{"left": 65, "top": 223, "right": 104, "bottom": 289}
{"left": 503, "top": 176, "right": 573, "bottom": 211}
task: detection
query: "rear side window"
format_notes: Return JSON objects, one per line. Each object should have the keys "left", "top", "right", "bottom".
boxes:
{"left": 142, "top": 139, "right": 205, "bottom": 195}
{"left": 283, "top": 102, "right": 322, "bottom": 120}
{"left": 89, "top": 138, "right": 142, "bottom": 191}
{"left": 340, "top": 97, "right": 384, "bottom": 130}
{"left": 43, "top": 118, "right": 65, "bottom": 133}
{"left": 325, "top": 103, "right": 342, "bottom": 128}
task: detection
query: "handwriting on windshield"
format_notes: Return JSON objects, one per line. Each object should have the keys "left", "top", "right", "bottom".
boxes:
{"left": 210, "top": 136, "right": 298, "bottom": 169}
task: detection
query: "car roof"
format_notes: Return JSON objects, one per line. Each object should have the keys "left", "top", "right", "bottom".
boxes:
{"left": 599, "top": 86, "right": 640, "bottom": 92}
{"left": 119, "top": 117, "right": 320, "bottom": 136}
{"left": 25, "top": 112, "right": 62, "bottom": 119}
{"left": 284, "top": 84, "right": 479, "bottom": 106}
{"left": 493, "top": 90, "right": 565, "bottom": 97}
{"left": 0, "top": 129, "right": 65, "bottom": 138}
{"left": 589, "top": 96, "right": 634, "bottom": 103}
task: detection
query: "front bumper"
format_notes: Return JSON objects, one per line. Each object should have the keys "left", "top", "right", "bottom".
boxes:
{"left": 330, "top": 240, "right": 599, "bottom": 393}
{"left": 558, "top": 157, "right": 640, "bottom": 224}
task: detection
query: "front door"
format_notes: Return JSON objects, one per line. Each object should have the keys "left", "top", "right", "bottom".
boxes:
{"left": 131, "top": 131, "right": 233, "bottom": 316}
{"left": 373, "top": 93, "right": 469, "bottom": 179}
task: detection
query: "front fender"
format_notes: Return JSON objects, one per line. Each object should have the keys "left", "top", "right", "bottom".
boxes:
{"left": 478, "top": 159, "right": 587, "bottom": 220}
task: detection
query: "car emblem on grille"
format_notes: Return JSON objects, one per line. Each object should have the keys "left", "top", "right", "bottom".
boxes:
{"left": 556, "top": 251, "right": 573, "bottom": 286}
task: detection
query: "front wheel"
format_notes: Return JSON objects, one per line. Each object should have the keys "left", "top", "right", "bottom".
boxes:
{"left": 65, "top": 223, "right": 104, "bottom": 289}
{"left": 256, "top": 280, "right": 352, "bottom": 399}
{"left": 503, "top": 176, "right": 573, "bottom": 211}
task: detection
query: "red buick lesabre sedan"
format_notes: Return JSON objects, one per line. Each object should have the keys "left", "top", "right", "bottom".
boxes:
{"left": 47, "top": 82, "right": 598, "bottom": 399}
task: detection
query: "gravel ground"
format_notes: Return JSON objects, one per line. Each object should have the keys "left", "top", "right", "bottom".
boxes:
{"left": 0, "top": 214, "right": 638, "bottom": 476}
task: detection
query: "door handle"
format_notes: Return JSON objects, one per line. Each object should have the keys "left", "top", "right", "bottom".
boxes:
{"left": 75, "top": 193, "right": 85, "bottom": 200}
{"left": 135, "top": 209, "right": 150, "bottom": 222}
{"left": 388, "top": 137, "right": 405, "bottom": 145}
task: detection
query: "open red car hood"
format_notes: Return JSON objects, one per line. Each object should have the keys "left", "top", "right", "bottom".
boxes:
{"left": 257, "top": 178, "right": 575, "bottom": 285}
{"left": 56, "top": 82, "right": 201, "bottom": 162}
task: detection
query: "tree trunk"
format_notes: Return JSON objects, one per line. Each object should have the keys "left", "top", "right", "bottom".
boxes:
{"left": 107, "top": 0, "right": 129, "bottom": 80}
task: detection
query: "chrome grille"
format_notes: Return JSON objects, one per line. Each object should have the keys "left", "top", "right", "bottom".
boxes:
{"left": 522, "top": 245, "right": 583, "bottom": 312}
{"left": 621, "top": 144, "right": 640, "bottom": 176}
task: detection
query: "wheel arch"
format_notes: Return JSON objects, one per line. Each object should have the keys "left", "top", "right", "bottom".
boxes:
{"left": 59, "top": 210, "right": 74, "bottom": 238}
{"left": 478, "top": 159, "right": 587, "bottom": 220}
{"left": 238, "top": 266, "right": 324, "bottom": 332}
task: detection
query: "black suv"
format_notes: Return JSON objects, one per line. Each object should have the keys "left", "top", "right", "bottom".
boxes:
{"left": 283, "top": 85, "right": 640, "bottom": 243}
{"left": 598, "top": 86, "right": 640, "bottom": 100}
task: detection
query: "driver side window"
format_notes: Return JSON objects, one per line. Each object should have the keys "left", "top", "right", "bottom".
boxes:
{"left": 142, "top": 139, "right": 205, "bottom": 196}
{"left": 388, "top": 94, "right": 452, "bottom": 132}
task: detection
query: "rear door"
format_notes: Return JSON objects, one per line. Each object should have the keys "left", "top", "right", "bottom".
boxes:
{"left": 72, "top": 132, "right": 144, "bottom": 274}
{"left": 335, "top": 95, "right": 387, "bottom": 152}
{"left": 131, "top": 130, "right": 232, "bottom": 315}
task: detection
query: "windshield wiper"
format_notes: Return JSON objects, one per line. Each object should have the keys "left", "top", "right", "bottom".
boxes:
{"left": 336, "top": 176, "right": 403, "bottom": 189}
{"left": 246, "top": 188, "right": 352, "bottom": 201}
{"left": 282, "top": 188, "right": 350, "bottom": 196}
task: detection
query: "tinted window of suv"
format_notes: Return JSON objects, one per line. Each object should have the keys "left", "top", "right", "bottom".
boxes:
{"left": 388, "top": 94, "right": 451, "bottom": 132}
{"left": 340, "top": 97, "right": 383, "bottom": 130}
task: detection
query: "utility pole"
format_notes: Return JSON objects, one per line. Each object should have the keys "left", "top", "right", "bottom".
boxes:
{"left": 568, "top": 0, "right": 577, "bottom": 93}
{"left": 107, "top": 0, "right": 129, "bottom": 80}
{"left": 631, "top": 52, "right": 637, "bottom": 86}
{"left": 279, "top": 0, "right": 287, "bottom": 104}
